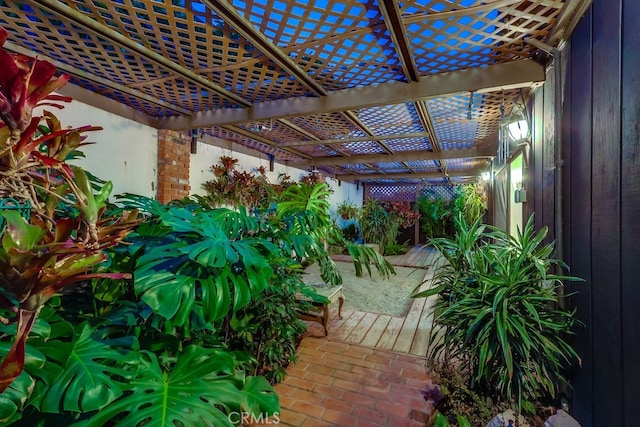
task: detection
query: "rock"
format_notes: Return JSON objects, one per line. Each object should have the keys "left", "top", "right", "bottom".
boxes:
{"left": 544, "top": 409, "right": 580, "bottom": 427}
{"left": 485, "top": 409, "right": 530, "bottom": 427}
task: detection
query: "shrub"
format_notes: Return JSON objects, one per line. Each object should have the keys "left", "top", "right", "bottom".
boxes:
{"left": 340, "top": 223, "right": 359, "bottom": 242}
{"left": 415, "top": 214, "right": 581, "bottom": 405}
{"left": 360, "top": 199, "right": 399, "bottom": 253}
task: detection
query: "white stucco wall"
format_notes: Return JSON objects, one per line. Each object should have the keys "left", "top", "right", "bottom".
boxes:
{"left": 190, "top": 140, "right": 363, "bottom": 219}
{"left": 35, "top": 99, "right": 158, "bottom": 198}
{"left": 32, "top": 100, "right": 362, "bottom": 211}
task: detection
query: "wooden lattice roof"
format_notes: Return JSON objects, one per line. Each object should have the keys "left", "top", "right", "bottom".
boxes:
{"left": 0, "top": 0, "right": 590, "bottom": 184}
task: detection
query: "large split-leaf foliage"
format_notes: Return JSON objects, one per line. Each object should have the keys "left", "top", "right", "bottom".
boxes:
{"left": 0, "top": 26, "right": 395, "bottom": 425}
{"left": 0, "top": 183, "right": 394, "bottom": 425}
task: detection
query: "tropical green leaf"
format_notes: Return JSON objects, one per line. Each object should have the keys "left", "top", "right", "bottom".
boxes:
{"left": 277, "top": 183, "right": 331, "bottom": 222}
{"left": 200, "top": 275, "right": 231, "bottom": 322}
{"left": 456, "top": 414, "right": 472, "bottom": 427}
{"left": 135, "top": 271, "right": 196, "bottom": 325}
{"left": 31, "top": 324, "right": 138, "bottom": 413}
{"left": 1, "top": 210, "right": 45, "bottom": 251}
{"left": 79, "top": 346, "right": 275, "bottom": 427}
{"left": 419, "top": 213, "right": 582, "bottom": 401}
{"left": 0, "top": 370, "right": 34, "bottom": 424}
{"left": 241, "top": 376, "right": 279, "bottom": 416}
{"left": 183, "top": 238, "right": 235, "bottom": 267}
{"left": 434, "top": 412, "right": 450, "bottom": 427}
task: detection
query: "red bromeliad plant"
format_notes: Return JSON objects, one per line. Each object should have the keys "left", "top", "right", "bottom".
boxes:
{"left": 385, "top": 201, "right": 421, "bottom": 229}
{"left": 0, "top": 28, "right": 139, "bottom": 391}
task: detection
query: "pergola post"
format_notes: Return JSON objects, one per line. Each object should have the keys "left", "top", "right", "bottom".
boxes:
{"left": 157, "top": 130, "right": 191, "bottom": 203}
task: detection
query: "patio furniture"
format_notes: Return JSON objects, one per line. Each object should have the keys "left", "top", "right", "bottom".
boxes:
{"left": 296, "top": 285, "right": 344, "bottom": 336}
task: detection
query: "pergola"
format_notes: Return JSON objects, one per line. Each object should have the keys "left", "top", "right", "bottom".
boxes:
{"left": 3, "top": 2, "right": 639, "bottom": 425}
{"left": 0, "top": 0, "right": 590, "bottom": 195}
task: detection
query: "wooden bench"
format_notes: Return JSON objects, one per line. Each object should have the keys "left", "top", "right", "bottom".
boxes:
{"left": 296, "top": 285, "right": 344, "bottom": 336}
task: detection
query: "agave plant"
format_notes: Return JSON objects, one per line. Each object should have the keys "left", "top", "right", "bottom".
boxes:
{"left": 0, "top": 27, "right": 139, "bottom": 392}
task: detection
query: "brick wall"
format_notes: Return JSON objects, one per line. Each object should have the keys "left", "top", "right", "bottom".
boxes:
{"left": 157, "top": 129, "right": 190, "bottom": 203}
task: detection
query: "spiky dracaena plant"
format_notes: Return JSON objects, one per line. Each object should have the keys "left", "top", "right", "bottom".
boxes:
{"left": 0, "top": 27, "right": 139, "bottom": 391}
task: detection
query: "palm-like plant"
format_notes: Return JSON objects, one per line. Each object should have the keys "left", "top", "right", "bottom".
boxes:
{"left": 416, "top": 214, "right": 581, "bottom": 405}
{"left": 359, "top": 199, "right": 399, "bottom": 254}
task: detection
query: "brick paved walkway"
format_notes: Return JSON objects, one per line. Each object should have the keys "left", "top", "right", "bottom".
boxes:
{"left": 273, "top": 337, "right": 433, "bottom": 426}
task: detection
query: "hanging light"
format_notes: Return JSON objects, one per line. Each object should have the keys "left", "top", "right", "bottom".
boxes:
{"left": 502, "top": 102, "right": 530, "bottom": 142}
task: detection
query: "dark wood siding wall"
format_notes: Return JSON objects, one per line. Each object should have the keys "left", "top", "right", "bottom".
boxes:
{"left": 512, "top": 1, "right": 640, "bottom": 425}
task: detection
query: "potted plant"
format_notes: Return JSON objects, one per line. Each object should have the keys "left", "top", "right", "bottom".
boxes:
{"left": 336, "top": 200, "right": 359, "bottom": 220}
{"left": 359, "top": 199, "right": 399, "bottom": 254}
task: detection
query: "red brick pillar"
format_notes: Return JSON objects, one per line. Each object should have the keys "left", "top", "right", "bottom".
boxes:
{"left": 157, "top": 129, "right": 191, "bottom": 203}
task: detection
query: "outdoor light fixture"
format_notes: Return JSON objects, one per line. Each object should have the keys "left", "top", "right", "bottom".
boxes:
{"left": 503, "top": 102, "right": 530, "bottom": 142}
{"left": 481, "top": 171, "right": 491, "bottom": 182}
{"left": 190, "top": 129, "right": 198, "bottom": 154}
{"left": 511, "top": 168, "right": 526, "bottom": 203}
{"left": 249, "top": 119, "right": 273, "bottom": 133}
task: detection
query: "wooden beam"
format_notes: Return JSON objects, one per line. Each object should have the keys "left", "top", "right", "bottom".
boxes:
{"left": 278, "top": 119, "right": 353, "bottom": 159}
{"left": 4, "top": 42, "right": 192, "bottom": 116}
{"left": 222, "top": 125, "right": 312, "bottom": 160}
{"left": 201, "top": 0, "right": 326, "bottom": 96}
{"left": 379, "top": 0, "right": 420, "bottom": 82}
{"left": 414, "top": 100, "right": 448, "bottom": 177}
{"left": 200, "top": 1, "right": 394, "bottom": 160}
{"left": 164, "top": 59, "right": 545, "bottom": 130}
{"left": 280, "top": 131, "right": 432, "bottom": 147}
{"left": 341, "top": 111, "right": 394, "bottom": 155}
{"left": 548, "top": 0, "right": 594, "bottom": 46}
{"left": 338, "top": 168, "right": 482, "bottom": 182}
{"left": 291, "top": 147, "right": 494, "bottom": 167}
{"left": 31, "top": 0, "right": 251, "bottom": 108}
{"left": 56, "top": 83, "right": 161, "bottom": 128}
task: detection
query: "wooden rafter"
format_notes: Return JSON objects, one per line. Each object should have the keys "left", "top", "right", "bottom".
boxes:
{"left": 338, "top": 168, "right": 483, "bottom": 182}
{"left": 30, "top": 0, "right": 251, "bottom": 108}
{"left": 202, "top": 0, "right": 393, "bottom": 156}
{"left": 222, "top": 125, "right": 311, "bottom": 160}
{"left": 165, "top": 60, "right": 545, "bottom": 130}
{"left": 4, "top": 42, "right": 191, "bottom": 116}
{"left": 548, "top": 0, "right": 594, "bottom": 45}
{"left": 342, "top": 111, "right": 394, "bottom": 155}
{"left": 279, "top": 132, "right": 432, "bottom": 147}
{"left": 414, "top": 100, "right": 448, "bottom": 177}
{"left": 278, "top": 119, "right": 353, "bottom": 159}
{"left": 201, "top": 0, "right": 326, "bottom": 96}
{"left": 290, "top": 147, "right": 495, "bottom": 168}
{"left": 379, "top": 0, "right": 420, "bottom": 82}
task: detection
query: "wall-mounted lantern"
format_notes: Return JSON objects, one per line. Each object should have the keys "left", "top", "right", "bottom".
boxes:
{"left": 511, "top": 167, "right": 526, "bottom": 203}
{"left": 190, "top": 129, "right": 198, "bottom": 154}
{"left": 502, "top": 102, "right": 531, "bottom": 143}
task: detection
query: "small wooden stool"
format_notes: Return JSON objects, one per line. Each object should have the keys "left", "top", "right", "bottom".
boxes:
{"left": 297, "top": 285, "right": 344, "bottom": 336}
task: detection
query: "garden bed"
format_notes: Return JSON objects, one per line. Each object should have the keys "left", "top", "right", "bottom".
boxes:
{"left": 302, "top": 261, "right": 425, "bottom": 316}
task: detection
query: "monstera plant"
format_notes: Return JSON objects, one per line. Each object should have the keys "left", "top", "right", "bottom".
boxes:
{"left": 0, "top": 28, "right": 280, "bottom": 426}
